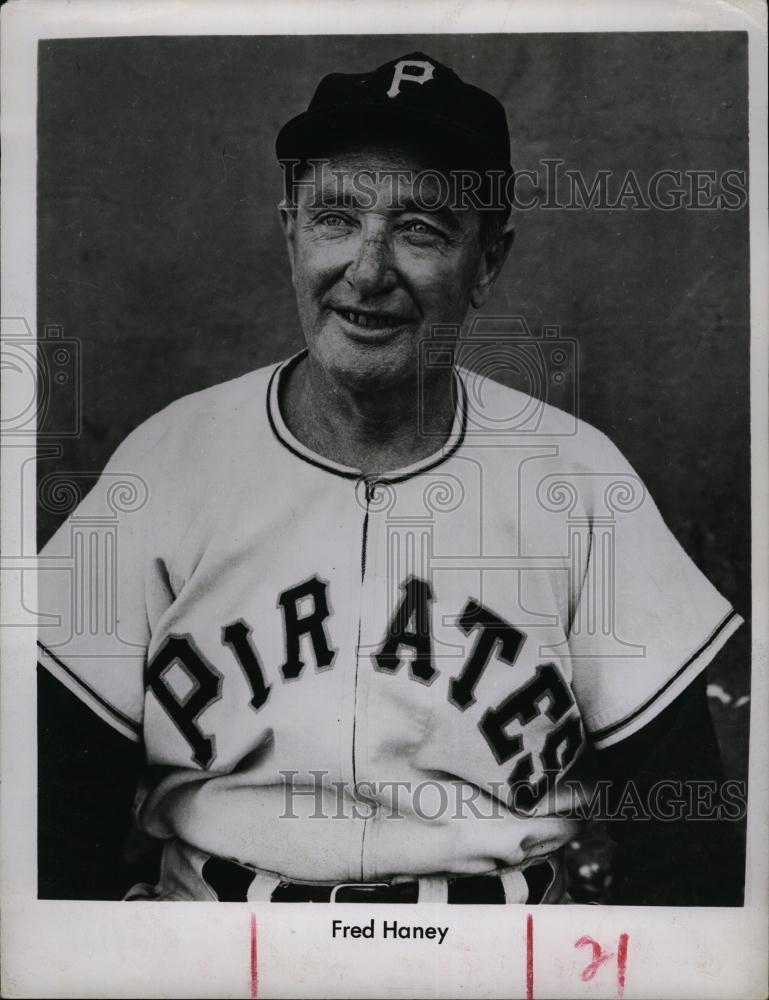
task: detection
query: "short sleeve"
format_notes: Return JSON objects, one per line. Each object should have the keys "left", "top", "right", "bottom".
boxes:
{"left": 568, "top": 434, "right": 743, "bottom": 749}
{"left": 37, "top": 416, "right": 175, "bottom": 742}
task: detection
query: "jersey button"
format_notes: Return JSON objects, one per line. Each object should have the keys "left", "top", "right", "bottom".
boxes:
{"left": 355, "top": 476, "right": 382, "bottom": 508}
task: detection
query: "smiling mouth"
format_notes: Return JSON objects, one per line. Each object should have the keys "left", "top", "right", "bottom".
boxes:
{"left": 335, "top": 308, "right": 415, "bottom": 331}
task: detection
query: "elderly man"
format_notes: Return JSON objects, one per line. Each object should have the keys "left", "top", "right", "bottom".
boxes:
{"left": 38, "top": 52, "right": 743, "bottom": 905}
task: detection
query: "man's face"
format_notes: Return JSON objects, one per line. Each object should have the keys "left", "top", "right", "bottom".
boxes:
{"left": 280, "top": 144, "right": 510, "bottom": 392}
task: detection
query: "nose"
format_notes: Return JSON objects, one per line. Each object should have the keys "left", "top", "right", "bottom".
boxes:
{"left": 346, "top": 231, "right": 396, "bottom": 295}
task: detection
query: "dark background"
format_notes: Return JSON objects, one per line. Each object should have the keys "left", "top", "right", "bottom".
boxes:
{"left": 37, "top": 33, "right": 750, "bottom": 901}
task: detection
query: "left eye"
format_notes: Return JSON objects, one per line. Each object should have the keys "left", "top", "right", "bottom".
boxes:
{"left": 404, "top": 220, "right": 435, "bottom": 236}
{"left": 320, "top": 213, "right": 349, "bottom": 227}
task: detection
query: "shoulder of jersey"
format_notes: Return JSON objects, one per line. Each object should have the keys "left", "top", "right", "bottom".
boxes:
{"left": 114, "top": 363, "right": 276, "bottom": 468}
{"left": 455, "top": 366, "right": 617, "bottom": 467}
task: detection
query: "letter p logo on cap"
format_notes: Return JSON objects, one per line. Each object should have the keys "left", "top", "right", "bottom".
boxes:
{"left": 386, "top": 59, "right": 435, "bottom": 98}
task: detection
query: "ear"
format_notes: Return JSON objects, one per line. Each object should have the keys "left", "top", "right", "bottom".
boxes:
{"left": 278, "top": 203, "right": 298, "bottom": 281}
{"left": 470, "top": 225, "right": 515, "bottom": 309}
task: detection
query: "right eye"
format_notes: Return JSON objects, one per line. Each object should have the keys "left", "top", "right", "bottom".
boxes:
{"left": 317, "top": 213, "right": 352, "bottom": 228}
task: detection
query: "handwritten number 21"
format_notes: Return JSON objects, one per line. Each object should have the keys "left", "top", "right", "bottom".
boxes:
{"left": 574, "top": 934, "right": 629, "bottom": 997}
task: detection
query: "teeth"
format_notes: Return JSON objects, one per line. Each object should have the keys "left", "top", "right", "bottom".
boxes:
{"left": 339, "top": 309, "right": 404, "bottom": 329}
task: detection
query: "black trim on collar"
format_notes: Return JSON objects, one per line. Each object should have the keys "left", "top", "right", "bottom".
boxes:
{"left": 266, "top": 351, "right": 468, "bottom": 484}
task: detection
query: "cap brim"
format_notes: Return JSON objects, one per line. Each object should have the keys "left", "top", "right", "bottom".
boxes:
{"left": 275, "top": 103, "right": 511, "bottom": 175}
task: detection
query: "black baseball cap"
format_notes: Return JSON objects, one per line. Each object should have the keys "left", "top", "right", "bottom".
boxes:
{"left": 275, "top": 51, "right": 513, "bottom": 185}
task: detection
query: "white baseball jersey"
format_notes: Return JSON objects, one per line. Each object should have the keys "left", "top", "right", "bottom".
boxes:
{"left": 38, "top": 351, "right": 742, "bottom": 898}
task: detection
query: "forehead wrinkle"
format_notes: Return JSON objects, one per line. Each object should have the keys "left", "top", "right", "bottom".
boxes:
{"left": 303, "top": 171, "right": 378, "bottom": 210}
{"left": 297, "top": 146, "right": 441, "bottom": 209}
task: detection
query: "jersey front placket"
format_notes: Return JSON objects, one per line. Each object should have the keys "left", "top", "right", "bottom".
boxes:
{"left": 347, "top": 476, "right": 384, "bottom": 872}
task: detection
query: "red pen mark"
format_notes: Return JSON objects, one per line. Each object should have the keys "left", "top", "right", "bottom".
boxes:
{"left": 617, "top": 933, "right": 629, "bottom": 997}
{"left": 250, "top": 914, "right": 258, "bottom": 999}
{"left": 574, "top": 934, "right": 630, "bottom": 997}
{"left": 575, "top": 936, "right": 613, "bottom": 981}
{"left": 526, "top": 913, "right": 534, "bottom": 1000}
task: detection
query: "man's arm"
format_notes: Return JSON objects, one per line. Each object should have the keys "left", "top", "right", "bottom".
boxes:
{"left": 595, "top": 657, "right": 744, "bottom": 906}
{"left": 37, "top": 665, "right": 144, "bottom": 899}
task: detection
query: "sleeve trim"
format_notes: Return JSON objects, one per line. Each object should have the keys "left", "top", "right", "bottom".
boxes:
{"left": 589, "top": 609, "right": 743, "bottom": 749}
{"left": 37, "top": 640, "right": 142, "bottom": 743}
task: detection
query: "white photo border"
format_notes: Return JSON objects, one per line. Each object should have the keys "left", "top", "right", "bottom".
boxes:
{"left": 1, "top": 1, "right": 767, "bottom": 997}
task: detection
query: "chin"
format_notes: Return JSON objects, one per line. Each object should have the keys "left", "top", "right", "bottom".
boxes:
{"left": 313, "top": 328, "right": 421, "bottom": 394}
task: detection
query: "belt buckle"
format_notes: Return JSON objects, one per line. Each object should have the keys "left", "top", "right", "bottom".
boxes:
{"left": 330, "top": 881, "right": 391, "bottom": 903}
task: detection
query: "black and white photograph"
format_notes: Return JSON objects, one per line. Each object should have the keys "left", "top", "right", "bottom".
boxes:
{"left": 1, "top": 2, "right": 767, "bottom": 998}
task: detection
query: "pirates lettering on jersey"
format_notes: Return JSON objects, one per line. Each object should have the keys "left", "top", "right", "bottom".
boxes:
{"left": 374, "top": 576, "right": 436, "bottom": 684}
{"left": 145, "top": 634, "right": 223, "bottom": 768}
{"left": 481, "top": 662, "right": 582, "bottom": 812}
{"left": 221, "top": 619, "right": 271, "bottom": 711}
{"left": 278, "top": 575, "right": 336, "bottom": 679}
{"left": 145, "top": 575, "right": 584, "bottom": 807}
{"left": 449, "top": 600, "right": 526, "bottom": 711}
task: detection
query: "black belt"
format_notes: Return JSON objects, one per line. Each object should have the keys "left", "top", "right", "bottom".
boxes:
{"left": 202, "top": 857, "right": 554, "bottom": 904}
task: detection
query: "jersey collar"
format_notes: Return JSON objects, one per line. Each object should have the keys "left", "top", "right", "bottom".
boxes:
{"left": 266, "top": 349, "right": 468, "bottom": 483}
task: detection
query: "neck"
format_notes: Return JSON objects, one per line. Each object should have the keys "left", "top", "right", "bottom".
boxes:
{"left": 281, "top": 353, "right": 457, "bottom": 475}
